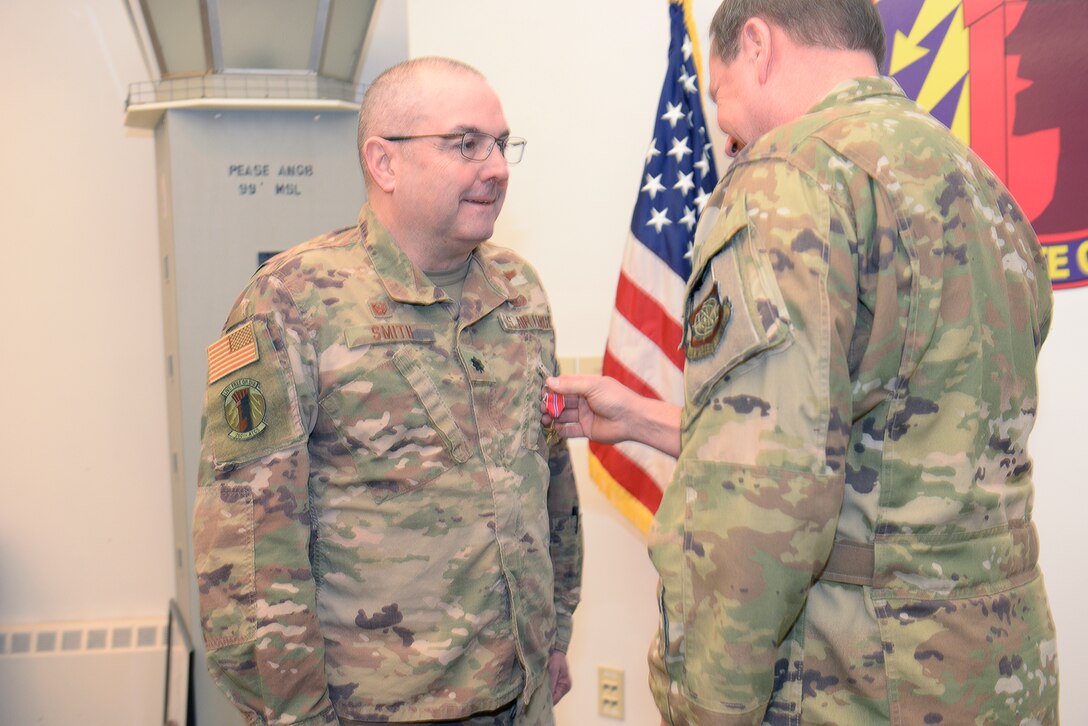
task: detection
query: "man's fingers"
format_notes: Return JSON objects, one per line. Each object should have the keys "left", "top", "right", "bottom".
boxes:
{"left": 556, "top": 421, "right": 584, "bottom": 439}
{"left": 544, "top": 374, "right": 597, "bottom": 396}
{"left": 555, "top": 396, "right": 582, "bottom": 422}
{"left": 552, "top": 678, "right": 571, "bottom": 703}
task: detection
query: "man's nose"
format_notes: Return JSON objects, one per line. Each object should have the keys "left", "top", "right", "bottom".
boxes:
{"left": 481, "top": 143, "right": 511, "bottom": 182}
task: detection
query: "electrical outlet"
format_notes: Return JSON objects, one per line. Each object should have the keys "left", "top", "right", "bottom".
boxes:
{"left": 598, "top": 666, "right": 624, "bottom": 719}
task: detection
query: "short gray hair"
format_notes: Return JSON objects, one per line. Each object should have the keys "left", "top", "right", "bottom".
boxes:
{"left": 356, "top": 57, "right": 484, "bottom": 185}
{"left": 709, "top": 0, "right": 886, "bottom": 70}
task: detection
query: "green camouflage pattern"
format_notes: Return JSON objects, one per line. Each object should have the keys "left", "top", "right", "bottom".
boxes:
{"left": 647, "top": 77, "right": 1058, "bottom": 724}
{"left": 193, "top": 206, "right": 582, "bottom": 725}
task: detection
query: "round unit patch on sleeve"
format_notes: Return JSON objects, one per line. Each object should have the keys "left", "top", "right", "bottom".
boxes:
{"left": 221, "top": 378, "right": 268, "bottom": 440}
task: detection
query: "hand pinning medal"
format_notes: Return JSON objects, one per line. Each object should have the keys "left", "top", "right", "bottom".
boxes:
{"left": 539, "top": 364, "right": 566, "bottom": 416}
{"left": 539, "top": 364, "right": 564, "bottom": 444}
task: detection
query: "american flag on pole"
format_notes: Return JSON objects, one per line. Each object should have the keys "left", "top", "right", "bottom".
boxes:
{"left": 589, "top": 0, "right": 718, "bottom": 533}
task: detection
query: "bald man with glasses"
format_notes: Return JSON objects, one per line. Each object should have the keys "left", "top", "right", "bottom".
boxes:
{"left": 193, "top": 57, "right": 581, "bottom": 726}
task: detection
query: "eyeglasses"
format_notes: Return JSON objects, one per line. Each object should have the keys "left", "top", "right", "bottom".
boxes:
{"left": 382, "top": 131, "right": 527, "bottom": 164}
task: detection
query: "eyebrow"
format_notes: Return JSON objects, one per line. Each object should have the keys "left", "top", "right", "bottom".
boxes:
{"left": 450, "top": 125, "right": 512, "bottom": 138}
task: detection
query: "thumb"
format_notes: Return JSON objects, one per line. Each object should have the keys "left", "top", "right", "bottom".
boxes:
{"left": 545, "top": 374, "right": 598, "bottom": 396}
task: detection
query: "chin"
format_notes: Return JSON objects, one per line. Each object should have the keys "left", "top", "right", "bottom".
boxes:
{"left": 451, "top": 225, "right": 496, "bottom": 247}
{"left": 459, "top": 213, "right": 500, "bottom": 238}
{"left": 473, "top": 228, "right": 498, "bottom": 244}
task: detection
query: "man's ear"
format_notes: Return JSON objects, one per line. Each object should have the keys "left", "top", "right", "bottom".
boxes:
{"left": 741, "top": 17, "right": 774, "bottom": 85}
{"left": 362, "top": 137, "right": 396, "bottom": 193}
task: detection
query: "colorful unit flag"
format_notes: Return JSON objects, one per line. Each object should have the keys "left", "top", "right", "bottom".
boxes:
{"left": 589, "top": 0, "right": 718, "bottom": 533}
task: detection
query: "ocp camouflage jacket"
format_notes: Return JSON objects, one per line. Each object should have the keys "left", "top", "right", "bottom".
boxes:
{"left": 649, "top": 77, "right": 1058, "bottom": 725}
{"left": 193, "top": 207, "right": 582, "bottom": 725}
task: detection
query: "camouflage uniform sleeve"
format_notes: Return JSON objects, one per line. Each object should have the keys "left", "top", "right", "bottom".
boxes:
{"left": 546, "top": 437, "right": 582, "bottom": 653}
{"left": 653, "top": 161, "right": 858, "bottom": 722}
{"left": 192, "top": 275, "right": 337, "bottom": 726}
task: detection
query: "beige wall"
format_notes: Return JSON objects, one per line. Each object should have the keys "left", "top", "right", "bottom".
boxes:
{"left": 0, "top": 0, "right": 171, "bottom": 622}
{"left": 0, "top": 0, "right": 1083, "bottom": 723}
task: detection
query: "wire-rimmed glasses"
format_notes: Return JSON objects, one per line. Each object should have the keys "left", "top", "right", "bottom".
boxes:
{"left": 382, "top": 131, "right": 527, "bottom": 164}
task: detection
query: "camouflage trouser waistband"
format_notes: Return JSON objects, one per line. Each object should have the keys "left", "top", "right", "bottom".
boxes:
{"left": 340, "top": 698, "right": 516, "bottom": 726}
{"left": 818, "top": 520, "right": 1040, "bottom": 588}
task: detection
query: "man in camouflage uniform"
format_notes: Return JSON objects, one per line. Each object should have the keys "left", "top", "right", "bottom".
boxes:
{"left": 544, "top": 0, "right": 1058, "bottom": 722}
{"left": 194, "top": 57, "right": 582, "bottom": 726}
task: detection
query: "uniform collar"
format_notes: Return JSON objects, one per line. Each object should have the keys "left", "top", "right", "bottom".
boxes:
{"left": 726, "top": 76, "right": 908, "bottom": 168}
{"left": 807, "top": 75, "right": 907, "bottom": 115}
{"left": 358, "top": 205, "right": 520, "bottom": 307}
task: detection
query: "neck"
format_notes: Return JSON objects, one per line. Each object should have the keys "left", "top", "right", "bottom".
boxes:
{"left": 768, "top": 47, "right": 880, "bottom": 128}
{"left": 416, "top": 246, "right": 474, "bottom": 273}
{"left": 368, "top": 200, "right": 475, "bottom": 272}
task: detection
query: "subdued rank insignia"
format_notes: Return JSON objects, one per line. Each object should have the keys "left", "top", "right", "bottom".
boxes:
{"left": 369, "top": 300, "right": 392, "bottom": 318}
{"left": 221, "top": 378, "right": 268, "bottom": 441}
{"left": 685, "top": 282, "right": 730, "bottom": 361}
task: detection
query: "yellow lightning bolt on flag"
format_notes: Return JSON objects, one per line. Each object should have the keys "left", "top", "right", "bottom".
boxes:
{"left": 889, "top": 0, "right": 962, "bottom": 74}
{"left": 889, "top": 0, "right": 970, "bottom": 144}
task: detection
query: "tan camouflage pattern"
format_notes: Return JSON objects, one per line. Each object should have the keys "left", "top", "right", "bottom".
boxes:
{"left": 647, "top": 77, "right": 1058, "bottom": 724}
{"left": 193, "top": 206, "right": 582, "bottom": 725}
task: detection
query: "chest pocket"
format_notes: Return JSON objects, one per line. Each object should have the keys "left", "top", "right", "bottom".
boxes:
{"left": 319, "top": 332, "right": 471, "bottom": 503}
{"left": 470, "top": 318, "right": 550, "bottom": 467}
{"left": 683, "top": 193, "right": 792, "bottom": 415}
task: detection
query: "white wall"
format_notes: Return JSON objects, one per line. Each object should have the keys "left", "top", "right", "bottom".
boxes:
{"left": 0, "top": 1, "right": 170, "bottom": 623}
{"left": 1032, "top": 286, "right": 1088, "bottom": 722}
{"left": 0, "top": 0, "right": 1083, "bottom": 724}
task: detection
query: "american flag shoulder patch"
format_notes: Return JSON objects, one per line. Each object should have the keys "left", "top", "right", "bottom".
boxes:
{"left": 207, "top": 321, "right": 260, "bottom": 384}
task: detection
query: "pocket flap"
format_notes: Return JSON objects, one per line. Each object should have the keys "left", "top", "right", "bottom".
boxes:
{"left": 393, "top": 347, "right": 472, "bottom": 464}
{"left": 205, "top": 319, "right": 306, "bottom": 469}
{"left": 683, "top": 194, "right": 792, "bottom": 411}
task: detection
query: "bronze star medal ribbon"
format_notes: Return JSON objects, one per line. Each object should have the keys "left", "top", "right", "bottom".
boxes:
{"left": 538, "top": 363, "right": 564, "bottom": 445}
{"left": 685, "top": 281, "right": 730, "bottom": 361}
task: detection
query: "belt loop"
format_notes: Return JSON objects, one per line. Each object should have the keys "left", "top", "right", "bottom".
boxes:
{"left": 819, "top": 540, "right": 874, "bottom": 587}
